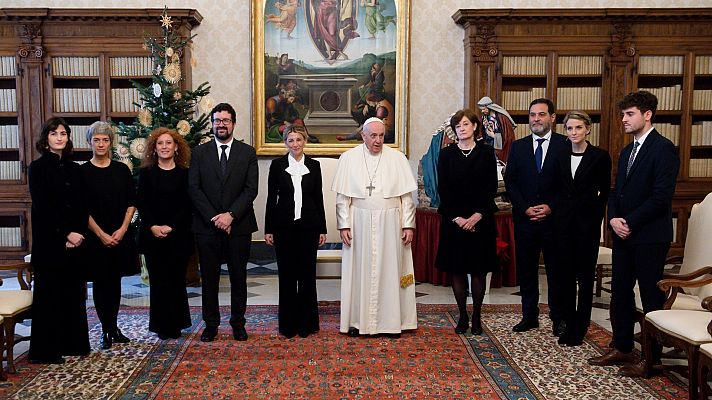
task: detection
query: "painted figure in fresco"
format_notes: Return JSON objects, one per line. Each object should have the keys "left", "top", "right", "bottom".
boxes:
{"left": 266, "top": 0, "right": 300, "bottom": 39}
{"left": 361, "top": 0, "right": 395, "bottom": 38}
{"left": 340, "top": 92, "right": 394, "bottom": 143}
{"left": 307, "top": 0, "right": 359, "bottom": 61}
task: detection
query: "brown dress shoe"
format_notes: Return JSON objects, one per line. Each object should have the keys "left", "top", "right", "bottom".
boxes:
{"left": 618, "top": 359, "right": 652, "bottom": 378}
{"left": 587, "top": 349, "right": 636, "bottom": 366}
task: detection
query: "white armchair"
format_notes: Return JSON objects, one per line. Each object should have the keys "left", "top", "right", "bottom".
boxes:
{"left": 0, "top": 261, "right": 33, "bottom": 374}
{"left": 313, "top": 157, "right": 342, "bottom": 277}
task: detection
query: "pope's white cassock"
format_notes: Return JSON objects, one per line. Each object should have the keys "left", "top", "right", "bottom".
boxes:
{"left": 332, "top": 143, "right": 418, "bottom": 334}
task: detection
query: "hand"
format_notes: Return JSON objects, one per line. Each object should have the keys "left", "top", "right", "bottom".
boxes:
{"left": 111, "top": 226, "right": 128, "bottom": 242}
{"left": 528, "top": 204, "right": 551, "bottom": 221}
{"left": 402, "top": 228, "right": 414, "bottom": 245}
{"left": 265, "top": 234, "right": 274, "bottom": 246}
{"left": 610, "top": 217, "right": 631, "bottom": 239}
{"left": 211, "top": 212, "right": 234, "bottom": 232}
{"left": 66, "top": 241, "right": 75, "bottom": 249}
{"left": 151, "top": 225, "right": 172, "bottom": 239}
{"left": 340, "top": 228, "right": 352, "bottom": 247}
{"left": 318, "top": 234, "right": 327, "bottom": 247}
{"left": 66, "top": 232, "right": 84, "bottom": 247}
{"left": 461, "top": 213, "right": 483, "bottom": 232}
{"left": 99, "top": 231, "right": 118, "bottom": 247}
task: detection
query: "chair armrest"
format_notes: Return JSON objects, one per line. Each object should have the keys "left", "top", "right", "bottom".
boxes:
{"left": 703, "top": 296, "right": 712, "bottom": 311}
{"left": 665, "top": 255, "right": 684, "bottom": 264}
{"left": 658, "top": 271, "right": 712, "bottom": 309}
{"left": 0, "top": 262, "right": 33, "bottom": 290}
{"left": 659, "top": 266, "right": 712, "bottom": 284}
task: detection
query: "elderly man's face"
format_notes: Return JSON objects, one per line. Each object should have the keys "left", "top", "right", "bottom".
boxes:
{"left": 361, "top": 121, "right": 385, "bottom": 154}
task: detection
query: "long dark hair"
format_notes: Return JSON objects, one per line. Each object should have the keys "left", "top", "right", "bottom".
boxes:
{"left": 36, "top": 117, "right": 73, "bottom": 157}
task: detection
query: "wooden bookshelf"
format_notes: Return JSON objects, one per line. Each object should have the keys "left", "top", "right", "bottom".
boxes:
{"left": 453, "top": 8, "right": 712, "bottom": 256}
{"left": 0, "top": 8, "right": 202, "bottom": 260}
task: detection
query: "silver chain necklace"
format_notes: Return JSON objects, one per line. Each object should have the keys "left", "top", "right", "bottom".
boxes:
{"left": 363, "top": 146, "right": 383, "bottom": 196}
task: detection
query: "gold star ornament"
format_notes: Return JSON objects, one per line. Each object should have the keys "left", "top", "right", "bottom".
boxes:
{"left": 160, "top": 14, "right": 173, "bottom": 29}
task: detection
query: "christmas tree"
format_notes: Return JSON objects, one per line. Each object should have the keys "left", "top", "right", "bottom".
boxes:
{"left": 114, "top": 7, "right": 213, "bottom": 174}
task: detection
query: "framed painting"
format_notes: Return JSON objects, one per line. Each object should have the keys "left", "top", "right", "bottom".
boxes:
{"left": 252, "top": 0, "right": 411, "bottom": 155}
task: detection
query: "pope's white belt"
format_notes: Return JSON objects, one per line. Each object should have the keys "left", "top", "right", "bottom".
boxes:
{"left": 352, "top": 195, "right": 399, "bottom": 210}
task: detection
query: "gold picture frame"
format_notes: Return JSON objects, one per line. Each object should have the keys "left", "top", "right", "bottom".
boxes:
{"left": 252, "top": 0, "right": 410, "bottom": 156}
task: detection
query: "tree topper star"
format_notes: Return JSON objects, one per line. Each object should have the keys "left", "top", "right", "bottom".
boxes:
{"left": 160, "top": 14, "right": 173, "bottom": 29}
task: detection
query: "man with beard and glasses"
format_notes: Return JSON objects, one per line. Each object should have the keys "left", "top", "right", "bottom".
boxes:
{"left": 189, "top": 103, "right": 259, "bottom": 342}
{"left": 588, "top": 91, "right": 679, "bottom": 377}
{"left": 504, "top": 98, "right": 568, "bottom": 336}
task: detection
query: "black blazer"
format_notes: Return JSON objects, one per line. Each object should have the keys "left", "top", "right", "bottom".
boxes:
{"left": 189, "top": 139, "right": 259, "bottom": 235}
{"left": 264, "top": 154, "right": 327, "bottom": 234}
{"left": 552, "top": 143, "right": 612, "bottom": 236}
{"left": 504, "top": 132, "right": 568, "bottom": 223}
{"left": 607, "top": 130, "right": 679, "bottom": 245}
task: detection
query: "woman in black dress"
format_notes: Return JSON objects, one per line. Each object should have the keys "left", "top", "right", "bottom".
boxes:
{"left": 81, "top": 121, "right": 138, "bottom": 350}
{"left": 27, "top": 117, "right": 90, "bottom": 364}
{"left": 264, "top": 125, "right": 327, "bottom": 338}
{"left": 137, "top": 127, "right": 193, "bottom": 340}
{"left": 552, "top": 111, "right": 611, "bottom": 346}
{"left": 436, "top": 109, "right": 499, "bottom": 335}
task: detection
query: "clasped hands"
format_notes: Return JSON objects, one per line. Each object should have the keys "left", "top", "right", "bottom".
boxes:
{"left": 525, "top": 204, "right": 551, "bottom": 221}
{"left": 151, "top": 225, "right": 173, "bottom": 239}
{"left": 454, "top": 212, "right": 483, "bottom": 232}
{"left": 65, "top": 231, "right": 85, "bottom": 249}
{"left": 98, "top": 226, "right": 128, "bottom": 248}
{"left": 610, "top": 217, "right": 632, "bottom": 240}
{"left": 211, "top": 212, "right": 234, "bottom": 234}
{"left": 339, "top": 228, "right": 414, "bottom": 247}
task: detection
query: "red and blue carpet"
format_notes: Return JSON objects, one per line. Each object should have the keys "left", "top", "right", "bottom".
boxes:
{"left": 0, "top": 304, "right": 687, "bottom": 399}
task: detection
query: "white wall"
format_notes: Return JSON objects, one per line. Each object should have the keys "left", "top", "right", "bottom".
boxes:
{"left": 5, "top": 0, "right": 705, "bottom": 237}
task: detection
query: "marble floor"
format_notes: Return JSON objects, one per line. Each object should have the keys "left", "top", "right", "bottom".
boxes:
{"left": 1, "top": 262, "right": 615, "bottom": 359}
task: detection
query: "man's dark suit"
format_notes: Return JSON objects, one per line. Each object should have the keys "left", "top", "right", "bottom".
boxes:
{"left": 552, "top": 144, "right": 611, "bottom": 339}
{"left": 608, "top": 129, "right": 679, "bottom": 353}
{"left": 265, "top": 154, "right": 327, "bottom": 337}
{"left": 504, "top": 132, "right": 568, "bottom": 323}
{"left": 189, "top": 139, "right": 258, "bottom": 330}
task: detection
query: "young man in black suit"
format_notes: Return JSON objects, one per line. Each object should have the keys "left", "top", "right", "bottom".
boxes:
{"left": 189, "top": 103, "right": 259, "bottom": 342}
{"left": 588, "top": 91, "right": 679, "bottom": 376}
{"left": 504, "top": 98, "right": 568, "bottom": 335}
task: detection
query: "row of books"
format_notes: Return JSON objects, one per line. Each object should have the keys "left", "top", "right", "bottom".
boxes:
{"left": 639, "top": 85, "right": 682, "bottom": 110}
{"left": 52, "top": 56, "right": 100, "bottom": 78}
{"left": 0, "top": 56, "right": 16, "bottom": 77}
{"left": 0, "top": 160, "right": 21, "bottom": 180}
{"left": 0, "top": 227, "right": 21, "bottom": 248}
{"left": 502, "top": 56, "right": 547, "bottom": 76}
{"left": 556, "top": 87, "right": 601, "bottom": 110}
{"left": 696, "top": 56, "right": 712, "bottom": 75}
{"left": 0, "top": 88, "right": 17, "bottom": 112}
{"left": 53, "top": 88, "right": 101, "bottom": 113}
{"left": 0, "top": 125, "right": 19, "bottom": 148}
{"left": 501, "top": 87, "right": 547, "bottom": 111}
{"left": 109, "top": 57, "right": 153, "bottom": 77}
{"left": 69, "top": 125, "right": 91, "bottom": 149}
{"left": 654, "top": 123, "right": 681, "bottom": 146}
{"left": 558, "top": 56, "right": 603, "bottom": 75}
{"left": 691, "top": 121, "right": 712, "bottom": 146}
{"left": 693, "top": 90, "right": 712, "bottom": 110}
{"left": 639, "top": 56, "right": 684, "bottom": 75}
{"left": 111, "top": 88, "right": 142, "bottom": 113}
{"left": 690, "top": 159, "right": 712, "bottom": 178}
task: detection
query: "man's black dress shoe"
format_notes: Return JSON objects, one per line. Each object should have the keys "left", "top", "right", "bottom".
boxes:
{"left": 200, "top": 326, "right": 218, "bottom": 342}
{"left": 347, "top": 327, "right": 360, "bottom": 337}
{"left": 100, "top": 332, "right": 112, "bottom": 350}
{"left": 512, "top": 318, "right": 539, "bottom": 332}
{"left": 552, "top": 321, "right": 566, "bottom": 337}
{"left": 233, "top": 326, "right": 248, "bottom": 341}
{"left": 112, "top": 329, "right": 131, "bottom": 344}
{"left": 29, "top": 356, "right": 65, "bottom": 365}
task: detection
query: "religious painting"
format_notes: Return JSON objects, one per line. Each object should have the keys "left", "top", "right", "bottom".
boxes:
{"left": 252, "top": 0, "right": 411, "bottom": 155}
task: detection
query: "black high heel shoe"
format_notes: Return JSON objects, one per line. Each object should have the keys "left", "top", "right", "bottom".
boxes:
{"left": 100, "top": 332, "right": 113, "bottom": 350}
{"left": 455, "top": 315, "right": 469, "bottom": 334}
{"left": 470, "top": 315, "right": 483, "bottom": 336}
{"left": 112, "top": 329, "right": 130, "bottom": 344}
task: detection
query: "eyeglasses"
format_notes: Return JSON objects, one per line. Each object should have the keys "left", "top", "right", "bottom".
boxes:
{"left": 213, "top": 118, "right": 233, "bottom": 125}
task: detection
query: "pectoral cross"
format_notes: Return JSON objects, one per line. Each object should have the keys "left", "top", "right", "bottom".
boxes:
{"left": 366, "top": 182, "right": 375, "bottom": 196}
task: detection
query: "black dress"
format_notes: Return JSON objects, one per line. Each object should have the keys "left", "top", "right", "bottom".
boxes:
{"left": 137, "top": 166, "right": 193, "bottom": 336}
{"left": 81, "top": 160, "right": 138, "bottom": 332}
{"left": 28, "top": 153, "right": 90, "bottom": 360}
{"left": 436, "top": 143, "right": 499, "bottom": 274}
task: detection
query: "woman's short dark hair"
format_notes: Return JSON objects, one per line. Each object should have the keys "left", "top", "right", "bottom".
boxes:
{"left": 36, "top": 117, "right": 73, "bottom": 156}
{"left": 450, "top": 109, "right": 479, "bottom": 132}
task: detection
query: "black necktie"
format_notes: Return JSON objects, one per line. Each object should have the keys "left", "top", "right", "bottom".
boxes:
{"left": 535, "top": 138, "right": 546, "bottom": 173}
{"left": 220, "top": 144, "right": 228, "bottom": 176}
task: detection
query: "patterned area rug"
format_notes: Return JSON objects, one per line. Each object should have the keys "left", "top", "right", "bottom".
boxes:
{"left": 0, "top": 304, "right": 687, "bottom": 399}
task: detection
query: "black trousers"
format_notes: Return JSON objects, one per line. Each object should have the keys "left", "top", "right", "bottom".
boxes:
{"left": 93, "top": 274, "right": 122, "bottom": 333}
{"left": 196, "top": 232, "right": 251, "bottom": 329}
{"left": 611, "top": 241, "right": 669, "bottom": 353}
{"left": 558, "top": 231, "right": 599, "bottom": 338}
{"left": 273, "top": 228, "right": 320, "bottom": 336}
{"left": 513, "top": 220, "right": 561, "bottom": 322}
